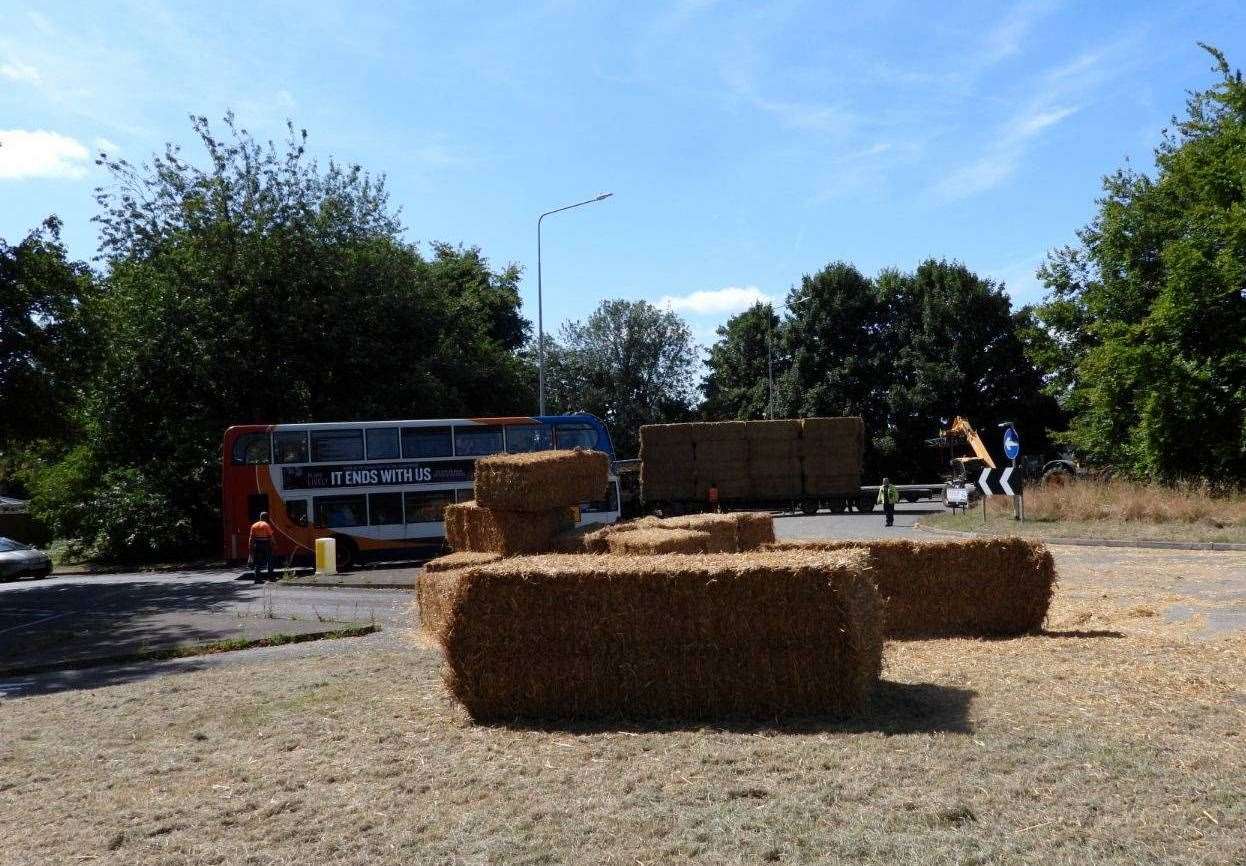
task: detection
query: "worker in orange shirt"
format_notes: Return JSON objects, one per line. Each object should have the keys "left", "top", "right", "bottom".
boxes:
{"left": 249, "top": 511, "right": 276, "bottom": 583}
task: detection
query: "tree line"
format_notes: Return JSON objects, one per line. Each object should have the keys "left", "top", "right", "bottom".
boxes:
{"left": 2, "top": 47, "right": 1243, "bottom": 559}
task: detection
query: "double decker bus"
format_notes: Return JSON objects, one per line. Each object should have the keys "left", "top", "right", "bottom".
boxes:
{"left": 222, "top": 414, "right": 619, "bottom": 569}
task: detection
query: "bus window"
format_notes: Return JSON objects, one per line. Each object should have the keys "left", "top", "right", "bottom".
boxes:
{"left": 274, "top": 431, "right": 309, "bottom": 464}
{"left": 401, "top": 426, "right": 452, "bottom": 459}
{"left": 366, "top": 428, "right": 400, "bottom": 461}
{"left": 405, "top": 490, "right": 454, "bottom": 523}
{"left": 311, "top": 429, "right": 364, "bottom": 463}
{"left": 554, "top": 423, "right": 598, "bottom": 450}
{"left": 455, "top": 425, "right": 503, "bottom": 456}
{"left": 284, "top": 499, "right": 309, "bottom": 527}
{"left": 368, "top": 492, "right": 403, "bottom": 526}
{"left": 232, "top": 432, "right": 271, "bottom": 465}
{"left": 505, "top": 425, "right": 551, "bottom": 453}
{"left": 314, "top": 495, "right": 367, "bottom": 528}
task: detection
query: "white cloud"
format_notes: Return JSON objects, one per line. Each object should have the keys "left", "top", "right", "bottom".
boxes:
{"left": 658, "top": 285, "right": 773, "bottom": 316}
{"left": 0, "top": 129, "right": 91, "bottom": 180}
{"left": 93, "top": 137, "right": 120, "bottom": 154}
{"left": 0, "top": 59, "right": 40, "bottom": 83}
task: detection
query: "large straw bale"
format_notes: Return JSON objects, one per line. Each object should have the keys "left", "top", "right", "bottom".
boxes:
{"left": 424, "top": 551, "right": 502, "bottom": 572}
{"left": 647, "top": 513, "right": 738, "bottom": 552}
{"left": 733, "top": 512, "right": 775, "bottom": 550}
{"left": 415, "top": 569, "right": 466, "bottom": 640}
{"left": 801, "top": 417, "right": 864, "bottom": 482}
{"left": 607, "top": 527, "right": 710, "bottom": 555}
{"left": 430, "top": 550, "right": 881, "bottom": 721}
{"left": 444, "top": 501, "right": 578, "bottom": 555}
{"left": 742, "top": 419, "right": 802, "bottom": 441}
{"left": 474, "top": 449, "right": 608, "bottom": 511}
{"left": 749, "top": 472, "right": 803, "bottom": 499}
{"left": 803, "top": 472, "right": 860, "bottom": 495}
{"left": 549, "top": 523, "right": 612, "bottom": 554}
{"left": 767, "top": 537, "right": 1055, "bottom": 638}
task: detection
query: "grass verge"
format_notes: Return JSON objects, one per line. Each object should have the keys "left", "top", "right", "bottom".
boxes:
{"left": 2, "top": 547, "right": 1244, "bottom": 864}
{"left": 926, "top": 509, "right": 1246, "bottom": 544}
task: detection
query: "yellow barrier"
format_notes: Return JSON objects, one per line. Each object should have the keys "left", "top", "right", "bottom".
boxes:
{"left": 315, "top": 537, "right": 337, "bottom": 576}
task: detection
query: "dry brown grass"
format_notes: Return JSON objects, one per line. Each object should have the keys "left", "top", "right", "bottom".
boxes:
{"left": 3, "top": 548, "right": 1245, "bottom": 864}
{"left": 1007, "top": 478, "right": 1246, "bottom": 526}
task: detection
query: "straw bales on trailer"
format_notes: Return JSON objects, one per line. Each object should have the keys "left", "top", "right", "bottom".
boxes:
{"left": 473, "top": 449, "right": 609, "bottom": 512}
{"left": 429, "top": 550, "right": 882, "bottom": 721}
{"left": 767, "top": 537, "right": 1056, "bottom": 637}
{"left": 638, "top": 417, "right": 865, "bottom": 505}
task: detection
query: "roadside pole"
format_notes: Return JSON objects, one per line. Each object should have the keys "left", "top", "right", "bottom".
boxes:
{"left": 1003, "top": 424, "right": 1022, "bottom": 522}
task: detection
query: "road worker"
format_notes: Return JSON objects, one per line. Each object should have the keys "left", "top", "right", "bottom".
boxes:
{"left": 249, "top": 511, "right": 276, "bottom": 582}
{"left": 877, "top": 477, "right": 899, "bottom": 527}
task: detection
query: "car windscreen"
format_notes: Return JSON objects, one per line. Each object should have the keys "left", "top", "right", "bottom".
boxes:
{"left": 0, "top": 538, "right": 26, "bottom": 552}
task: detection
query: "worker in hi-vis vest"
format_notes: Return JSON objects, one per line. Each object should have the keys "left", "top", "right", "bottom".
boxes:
{"left": 877, "top": 478, "right": 899, "bottom": 527}
{"left": 249, "top": 511, "right": 276, "bottom": 582}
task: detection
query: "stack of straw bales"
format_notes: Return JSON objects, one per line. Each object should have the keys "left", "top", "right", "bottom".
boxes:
{"left": 587, "top": 511, "right": 776, "bottom": 555}
{"left": 746, "top": 420, "right": 803, "bottom": 499}
{"left": 638, "top": 417, "right": 864, "bottom": 505}
{"left": 767, "top": 537, "right": 1055, "bottom": 637}
{"left": 801, "top": 417, "right": 864, "bottom": 494}
{"left": 607, "top": 527, "right": 710, "bottom": 554}
{"left": 443, "top": 449, "right": 607, "bottom": 556}
{"left": 639, "top": 424, "right": 696, "bottom": 501}
{"left": 429, "top": 550, "right": 883, "bottom": 721}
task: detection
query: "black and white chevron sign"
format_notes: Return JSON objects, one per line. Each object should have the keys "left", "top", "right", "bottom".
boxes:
{"left": 977, "top": 467, "right": 1023, "bottom": 496}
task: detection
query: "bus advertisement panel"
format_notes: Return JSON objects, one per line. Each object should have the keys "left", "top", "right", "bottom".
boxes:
{"left": 221, "top": 415, "right": 618, "bottom": 568}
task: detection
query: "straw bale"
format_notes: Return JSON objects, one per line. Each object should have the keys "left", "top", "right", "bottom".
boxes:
{"left": 733, "top": 512, "right": 775, "bottom": 550}
{"left": 549, "top": 523, "right": 612, "bottom": 554}
{"left": 803, "top": 472, "right": 861, "bottom": 495}
{"left": 424, "top": 551, "right": 502, "bottom": 572}
{"left": 607, "top": 527, "right": 710, "bottom": 555}
{"left": 767, "top": 537, "right": 1055, "bottom": 638}
{"left": 688, "top": 421, "right": 751, "bottom": 443}
{"left": 474, "top": 449, "right": 608, "bottom": 511}
{"left": 415, "top": 569, "right": 466, "bottom": 639}
{"left": 647, "top": 513, "right": 738, "bottom": 553}
{"left": 431, "top": 550, "right": 881, "bottom": 721}
{"left": 696, "top": 438, "right": 748, "bottom": 463}
{"left": 444, "top": 501, "right": 578, "bottom": 555}
{"left": 749, "top": 473, "right": 803, "bottom": 499}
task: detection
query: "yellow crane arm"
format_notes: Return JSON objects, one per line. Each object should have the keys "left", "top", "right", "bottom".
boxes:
{"left": 943, "top": 417, "right": 997, "bottom": 469}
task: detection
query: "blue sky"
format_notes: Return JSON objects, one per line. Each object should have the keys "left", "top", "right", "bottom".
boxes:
{"left": 3, "top": 1, "right": 1245, "bottom": 348}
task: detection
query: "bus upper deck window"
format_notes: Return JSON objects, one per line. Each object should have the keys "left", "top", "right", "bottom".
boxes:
{"left": 311, "top": 429, "right": 364, "bottom": 463}
{"left": 554, "top": 423, "right": 598, "bottom": 450}
{"left": 232, "top": 432, "right": 271, "bottom": 465}
{"left": 401, "top": 426, "right": 452, "bottom": 459}
{"left": 274, "top": 431, "right": 309, "bottom": 464}
{"left": 505, "top": 425, "right": 551, "bottom": 453}
{"left": 454, "top": 425, "right": 503, "bottom": 456}
{"left": 366, "top": 428, "right": 400, "bottom": 460}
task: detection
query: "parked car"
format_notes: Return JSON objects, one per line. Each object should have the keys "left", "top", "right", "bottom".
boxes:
{"left": 0, "top": 537, "right": 53, "bottom": 581}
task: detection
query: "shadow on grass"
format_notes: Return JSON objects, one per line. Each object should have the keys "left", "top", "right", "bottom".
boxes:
{"left": 491, "top": 679, "right": 976, "bottom": 737}
{"left": 1039, "top": 628, "right": 1126, "bottom": 639}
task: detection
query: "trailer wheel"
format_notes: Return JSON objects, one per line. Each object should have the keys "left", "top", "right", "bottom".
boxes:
{"left": 901, "top": 491, "right": 921, "bottom": 503}
{"left": 856, "top": 494, "right": 876, "bottom": 513}
{"left": 800, "top": 499, "right": 819, "bottom": 516}
{"left": 829, "top": 498, "right": 847, "bottom": 514}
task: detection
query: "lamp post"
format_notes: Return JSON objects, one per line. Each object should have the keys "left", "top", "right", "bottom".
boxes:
{"left": 537, "top": 192, "right": 613, "bottom": 416}
{"left": 766, "top": 296, "right": 809, "bottom": 419}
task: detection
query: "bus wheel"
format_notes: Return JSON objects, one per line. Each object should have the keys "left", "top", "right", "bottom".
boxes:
{"left": 334, "top": 537, "right": 358, "bottom": 571}
{"left": 800, "top": 499, "right": 819, "bottom": 515}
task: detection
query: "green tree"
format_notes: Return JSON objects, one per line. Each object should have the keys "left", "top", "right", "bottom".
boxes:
{"left": 700, "top": 302, "right": 781, "bottom": 420}
{"left": 0, "top": 217, "right": 97, "bottom": 454}
{"left": 544, "top": 299, "right": 697, "bottom": 457}
{"left": 28, "top": 114, "right": 532, "bottom": 559}
{"left": 1035, "top": 46, "right": 1246, "bottom": 479}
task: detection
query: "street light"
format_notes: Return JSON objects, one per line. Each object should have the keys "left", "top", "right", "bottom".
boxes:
{"left": 537, "top": 192, "right": 613, "bottom": 417}
{"left": 766, "top": 295, "right": 810, "bottom": 419}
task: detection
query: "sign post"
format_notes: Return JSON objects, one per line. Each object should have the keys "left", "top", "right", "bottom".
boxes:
{"left": 1003, "top": 425, "right": 1022, "bottom": 522}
